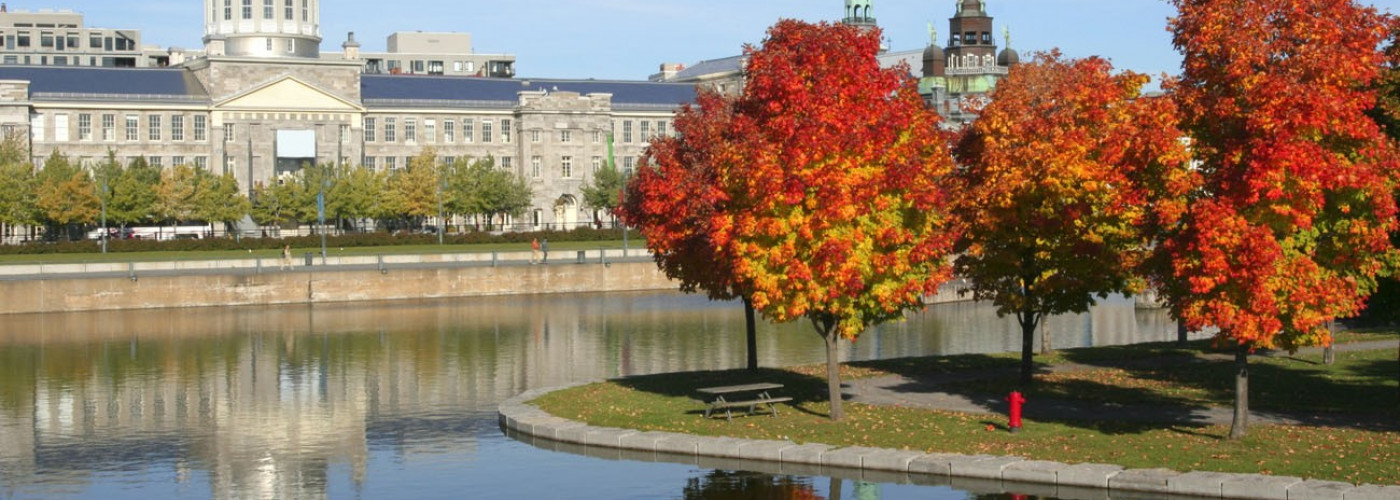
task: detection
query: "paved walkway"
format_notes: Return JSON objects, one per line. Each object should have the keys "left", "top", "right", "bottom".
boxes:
{"left": 846, "top": 340, "right": 1399, "bottom": 430}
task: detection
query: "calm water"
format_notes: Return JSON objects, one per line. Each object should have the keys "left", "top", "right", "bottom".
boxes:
{"left": 0, "top": 291, "right": 1185, "bottom": 500}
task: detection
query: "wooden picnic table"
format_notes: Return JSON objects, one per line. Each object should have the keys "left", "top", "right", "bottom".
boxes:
{"left": 697, "top": 382, "right": 792, "bottom": 420}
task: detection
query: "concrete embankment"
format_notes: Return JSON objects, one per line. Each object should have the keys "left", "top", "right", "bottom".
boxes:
{"left": 0, "top": 253, "right": 671, "bottom": 315}
{"left": 0, "top": 249, "right": 975, "bottom": 315}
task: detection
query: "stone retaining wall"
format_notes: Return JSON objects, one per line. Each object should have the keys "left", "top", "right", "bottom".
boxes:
{"left": 0, "top": 260, "right": 675, "bottom": 315}
{"left": 498, "top": 385, "right": 1400, "bottom": 500}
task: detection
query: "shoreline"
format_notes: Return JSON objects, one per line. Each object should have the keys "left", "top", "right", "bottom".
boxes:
{"left": 497, "top": 384, "right": 1400, "bottom": 500}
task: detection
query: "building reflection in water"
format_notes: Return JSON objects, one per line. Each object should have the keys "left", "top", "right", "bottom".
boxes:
{"left": 0, "top": 291, "right": 1183, "bottom": 498}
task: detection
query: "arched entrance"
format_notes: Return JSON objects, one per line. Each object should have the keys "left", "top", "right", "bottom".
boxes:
{"left": 554, "top": 195, "right": 579, "bottom": 230}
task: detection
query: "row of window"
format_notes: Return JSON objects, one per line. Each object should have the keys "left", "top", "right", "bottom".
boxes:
{"left": 65, "top": 156, "right": 209, "bottom": 170}
{"left": 361, "top": 117, "right": 672, "bottom": 145}
{"left": 31, "top": 113, "right": 208, "bottom": 143}
{"left": 365, "top": 117, "right": 513, "bottom": 144}
{"left": 0, "top": 31, "right": 136, "bottom": 52}
{"left": 220, "top": 0, "right": 311, "bottom": 23}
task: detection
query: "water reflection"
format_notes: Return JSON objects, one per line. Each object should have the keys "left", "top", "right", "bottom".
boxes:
{"left": 0, "top": 292, "right": 1182, "bottom": 499}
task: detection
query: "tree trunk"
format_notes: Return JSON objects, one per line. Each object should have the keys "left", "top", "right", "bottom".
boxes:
{"left": 1229, "top": 344, "right": 1250, "bottom": 440}
{"left": 1323, "top": 320, "right": 1335, "bottom": 366}
{"left": 813, "top": 315, "right": 844, "bottom": 421}
{"left": 743, "top": 297, "right": 758, "bottom": 371}
{"left": 1177, "top": 320, "right": 1189, "bottom": 347}
{"left": 1018, "top": 310, "right": 1039, "bottom": 389}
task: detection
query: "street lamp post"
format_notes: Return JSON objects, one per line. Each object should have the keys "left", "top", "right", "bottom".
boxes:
{"left": 99, "top": 172, "right": 107, "bottom": 254}
{"left": 436, "top": 161, "right": 445, "bottom": 245}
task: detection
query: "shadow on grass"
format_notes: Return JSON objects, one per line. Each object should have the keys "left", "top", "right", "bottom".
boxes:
{"left": 610, "top": 367, "right": 834, "bottom": 419}
{"left": 846, "top": 339, "right": 1399, "bottom": 434}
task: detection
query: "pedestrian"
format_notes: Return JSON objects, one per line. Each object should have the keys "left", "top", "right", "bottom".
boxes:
{"left": 542, "top": 238, "right": 549, "bottom": 264}
{"left": 530, "top": 238, "right": 541, "bottom": 265}
{"left": 281, "top": 244, "right": 292, "bottom": 270}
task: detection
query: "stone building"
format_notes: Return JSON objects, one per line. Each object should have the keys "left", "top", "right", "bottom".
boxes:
{"left": 653, "top": 0, "right": 1018, "bottom": 126}
{"left": 0, "top": 0, "right": 693, "bottom": 237}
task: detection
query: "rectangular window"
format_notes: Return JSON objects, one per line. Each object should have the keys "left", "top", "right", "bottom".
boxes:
{"left": 462, "top": 119, "right": 473, "bottom": 142}
{"left": 593, "top": 130, "right": 603, "bottom": 143}
{"left": 101, "top": 114, "right": 114, "bottom": 141}
{"left": 364, "top": 117, "right": 376, "bottom": 142}
{"left": 226, "top": 156, "right": 236, "bottom": 172}
{"left": 172, "top": 156, "right": 185, "bottom": 166}
{"left": 171, "top": 115, "right": 185, "bottom": 141}
{"left": 640, "top": 121, "right": 650, "bottom": 141}
{"left": 78, "top": 113, "right": 92, "bottom": 141}
{"left": 443, "top": 120, "right": 454, "bottom": 143}
{"left": 481, "top": 120, "right": 492, "bottom": 143}
{"left": 560, "top": 130, "right": 572, "bottom": 143}
{"left": 263, "top": 0, "right": 273, "bottom": 18}
{"left": 148, "top": 156, "right": 162, "bottom": 167}
{"left": 194, "top": 115, "right": 207, "bottom": 141}
{"left": 194, "top": 156, "right": 208, "bottom": 170}
{"left": 385, "top": 156, "right": 397, "bottom": 171}
{"left": 225, "top": 0, "right": 233, "bottom": 20}
{"left": 591, "top": 156, "right": 601, "bottom": 174}
{"left": 531, "top": 156, "right": 541, "bottom": 178}
{"left": 149, "top": 115, "right": 162, "bottom": 141}
{"left": 363, "top": 156, "right": 375, "bottom": 170}
{"left": 561, "top": 156, "right": 573, "bottom": 179}
{"left": 31, "top": 114, "right": 44, "bottom": 142}
{"left": 404, "top": 118, "right": 417, "bottom": 142}
{"left": 284, "top": 0, "right": 293, "bottom": 19}
{"left": 242, "top": 0, "right": 252, "bottom": 20}
{"left": 530, "top": 130, "right": 540, "bottom": 143}
{"left": 302, "top": 0, "right": 308, "bottom": 22}
{"left": 384, "top": 118, "right": 396, "bottom": 142}
{"left": 424, "top": 119, "right": 436, "bottom": 143}
{"left": 428, "top": 60, "right": 444, "bottom": 75}
{"left": 501, "top": 156, "right": 512, "bottom": 170}
{"left": 501, "top": 119, "right": 512, "bottom": 143}
{"left": 125, "top": 115, "right": 138, "bottom": 141}
{"left": 55, "top": 114, "right": 68, "bottom": 141}
{"left": 623, "top": 121, "right": 633, "bottom": 143}
{"left": 224, "top": 123, "right": 235, "bottom": 142}
{"left": 658, "top": 121, "right": 668, "bottom": 138}
{"left": 624, "top": 156, "right": 635, "bottom": 175}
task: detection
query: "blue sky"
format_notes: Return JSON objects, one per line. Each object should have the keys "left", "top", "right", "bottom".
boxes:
{"left": 40, "top": 0, "right": 1400, "bottom": 82}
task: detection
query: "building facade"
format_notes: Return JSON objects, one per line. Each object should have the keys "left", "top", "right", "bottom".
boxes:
{"left": 0, "top": 0, "right": 691, "bottom": 235}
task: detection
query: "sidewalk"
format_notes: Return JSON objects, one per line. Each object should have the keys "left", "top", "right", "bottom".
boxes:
{"left": 845, "top": 340, "right": 1399, "bottom": 430}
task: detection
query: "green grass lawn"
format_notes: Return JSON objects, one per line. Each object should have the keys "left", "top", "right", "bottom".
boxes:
{"left": 533, "top": 339, "right": 1400, "bottom": 486}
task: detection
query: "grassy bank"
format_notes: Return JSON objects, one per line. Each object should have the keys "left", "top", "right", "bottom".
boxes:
{"left": 533, "top": 335, "right": 1400, "bottom": 485}
{"left": 0, "top": 238, "right": 644, "bottom": 264}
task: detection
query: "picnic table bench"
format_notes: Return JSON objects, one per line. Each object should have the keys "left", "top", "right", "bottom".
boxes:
{"left": 697, "top": 382, "right": 792, "bottom": 420}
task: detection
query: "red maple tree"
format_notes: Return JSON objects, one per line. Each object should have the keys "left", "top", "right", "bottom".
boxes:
{"left": 1162, "top": 0, "right": 1400, "bottom": 438}
{"left": 621, "top": 91, "right": 766, "bottom": 370}
{"left": 712, "top": 20, "right": 961, "bottom": 421}
{"left": 954, "top": 51, "right": 1191, "bottom": 389}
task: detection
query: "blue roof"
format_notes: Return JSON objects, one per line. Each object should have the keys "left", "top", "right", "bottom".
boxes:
{"left": 0, "top": 66, "right": 207, "bottom": 99}
{"left": 362, "top": 75, "right": 697, "bottom": 108}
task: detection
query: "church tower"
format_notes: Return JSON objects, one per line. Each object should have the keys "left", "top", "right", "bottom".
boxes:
{"left": 843, "top": 0, "right": 877, "bottom": 32}
{"left": 203, "top": 0, "right": 322, "bottom": 58}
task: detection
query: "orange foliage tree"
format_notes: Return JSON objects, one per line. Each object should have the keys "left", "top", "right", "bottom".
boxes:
{"left": 621, "top": 91, "right": 766, "bottom": 371}
{"left": 713, "top": 20, "right": 960, "bottom": 421}
{"left": 954, "top": 51, "right": 1191, "bottom": 389}
{"left": 1162, "top": 0, "right": 1400, "bottom": 438}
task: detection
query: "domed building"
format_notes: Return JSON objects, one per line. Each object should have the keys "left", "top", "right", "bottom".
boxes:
{"left": 920, "top": 0, "right": 1018, "bottom": 126}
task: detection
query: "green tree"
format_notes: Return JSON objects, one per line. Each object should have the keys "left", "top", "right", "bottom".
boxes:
{"left": 105, "top": 155, "right": 160, "bottom": 228}
{"left": 476, "top": 158, "right": 533, "bottom": 230}
{"left": 250, "top": 180, "right": 296, "bottom": 228}
{"left": 195, "top": 171, "right": 250, "bottom": 235}
{"left": 155, "top": 163, "right": 202, "bottom": 224}
{"left": 328, "top": 162, "right": 384, "bottom": 231}
{"left": 384, "top": 150, "right": 441, "bottom": 228}
{"left": 580, "top": 154, "right": 624, "bottom": 226}
{"left": 0, "top": 148, "right": 37, "bottom": 234}
{"left": 34, "top": 152, "right": 99, "bottom": 239}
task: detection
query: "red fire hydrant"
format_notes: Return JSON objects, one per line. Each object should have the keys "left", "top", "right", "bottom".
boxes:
{"left": 1008, "top": 391, "right": 1026, "bottom": 433}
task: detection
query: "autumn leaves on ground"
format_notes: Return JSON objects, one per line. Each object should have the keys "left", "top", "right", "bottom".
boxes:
{"left": 586, "top": 0, "right": 1400, "bottom": 486}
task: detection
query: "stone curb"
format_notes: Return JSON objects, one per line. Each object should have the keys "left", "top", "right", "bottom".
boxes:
{"left": 498, "top": 385, "right": 1400, "bottom": 500}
